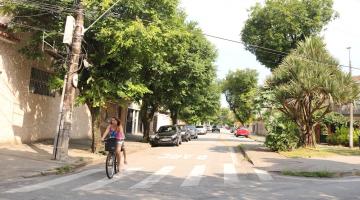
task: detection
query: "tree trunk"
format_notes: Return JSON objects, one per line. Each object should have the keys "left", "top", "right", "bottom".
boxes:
{"left": 303, "top": 123, "right": 316, "bottom": 147}
{"left": 170, "top": 109, "right": 178, "bottom": 125}
{"left": 89, "top": 105, "right": 101, "bottom": 153}
{"left": 140, "top": 101, "right": 157, "bottom": 142}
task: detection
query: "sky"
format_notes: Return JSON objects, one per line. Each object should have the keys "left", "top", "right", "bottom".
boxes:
{"left": 180, "top": 0, "right": 360, "bottom": 107}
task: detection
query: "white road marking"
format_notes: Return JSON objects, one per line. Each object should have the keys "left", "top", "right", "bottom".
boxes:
{"left": 197, "top": 155, "right": 208, "bottom": 160}
{"left": 224, "top": 163, "right": 240, "bottom": 185}
{"left": 5, "top": 169, "right": 102, "bottom": 193}
{"left": 254, "top": 169, "right": 273, "bottom": 181}
{"left": 73, "top": 168, "right": 142, "bottom": 191}
{"left": 130, "top": 166, "right": 175, "bottom": 189}
{"left": 228, "top": 147, "right": 238, "bottom": 165}
{"left": 158, "top": 154, "right": 192, "bottom": 160}
{"left": 181, "top": 165, "right": 206, "bottom": 187}
{"left": 183, "top": 154, "right": 193, "bottom": 159}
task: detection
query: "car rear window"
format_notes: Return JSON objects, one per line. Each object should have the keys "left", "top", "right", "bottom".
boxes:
{"left": 196, "top": 126, "right": 203, "bottom": 128}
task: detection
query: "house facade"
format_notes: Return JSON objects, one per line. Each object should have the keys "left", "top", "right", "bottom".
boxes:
{"left": 0, "top": 21, "right": 92, "bottom": 144}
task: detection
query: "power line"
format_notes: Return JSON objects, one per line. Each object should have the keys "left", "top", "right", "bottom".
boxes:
{"left": 203, "top": 33, "right": 360, "bottom": 71}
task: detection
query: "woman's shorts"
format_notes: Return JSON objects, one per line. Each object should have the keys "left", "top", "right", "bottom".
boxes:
{"left": 117, "top": 140, "right": 125, "bottom": 151}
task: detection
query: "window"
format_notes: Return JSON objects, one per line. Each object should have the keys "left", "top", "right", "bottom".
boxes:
{"left": 29, "top": 68, "right": 55, "bottom": 97}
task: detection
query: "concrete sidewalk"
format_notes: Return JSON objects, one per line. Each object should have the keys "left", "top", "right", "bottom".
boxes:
{"left": 241, "top": 136, "right": 360, "bottom": 175}
{"left": 0, "top": 134, "right": 150, "bottom": 181}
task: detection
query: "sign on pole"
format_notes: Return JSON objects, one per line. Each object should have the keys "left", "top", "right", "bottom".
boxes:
{"left": 63, "top": 16, "right": 75, "bottom": 45}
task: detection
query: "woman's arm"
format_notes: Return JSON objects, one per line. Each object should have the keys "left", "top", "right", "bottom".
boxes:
{"left": 101, "top": 125, "right": 110, "bottom": 141}
{"left": 119, "top": 124, "right": 125, "bottom": 139}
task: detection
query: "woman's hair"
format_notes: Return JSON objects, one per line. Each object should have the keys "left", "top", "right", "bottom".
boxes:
{"left": 111, "top": 117, "right": 120, "bottom": 126}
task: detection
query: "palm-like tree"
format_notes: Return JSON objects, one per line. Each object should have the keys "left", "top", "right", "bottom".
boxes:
{"left": 267, "top": 36, "right": 359, "bottom": 147}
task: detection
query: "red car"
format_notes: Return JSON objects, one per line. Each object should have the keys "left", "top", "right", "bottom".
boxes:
{"left": 235, "top": 128, "right": 250, "bottom": 138}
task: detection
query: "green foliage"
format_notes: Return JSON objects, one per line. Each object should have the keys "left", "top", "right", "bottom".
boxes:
{"left": 210, "top": 107, "right": 235, "bottom": 126}
{"left": 241, "top": 0, "right": 337, "bottom": 70}
{"left": 327, "top": 126, "right": 360, "bottom": 147}
{"left": 2, "top": 0, "right": 219, "bottom": 140}
{"left": 179, "top": 82, "right": 221, "bottom": 124}
{"left": 265, "top": 112, "right": 300, "bottom": 151}
{"left": 267, "top": 36, "right": 360, "bottom": 146}
{"left": 322, "top": 112, "right": 347, "bottom": 127}
{"left": 222, "top": 69, "right": 258, "bottom": 124}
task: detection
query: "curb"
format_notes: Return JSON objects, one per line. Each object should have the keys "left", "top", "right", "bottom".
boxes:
{"left": 238, "top": 144, "right": 254, "bottom": 165}
{"left": 21, "top": 143, "right": 150, "bottom": 179}
{"left": 22, "top": 157, "right": 105, "bottom": 178}
{"left": 270, "top": 170, "right": 360, "bottom": 178}
{"left": 238, "top": 144, "right": 360, "bottom": 179}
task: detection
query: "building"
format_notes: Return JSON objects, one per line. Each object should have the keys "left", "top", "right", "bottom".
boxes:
{"left": 0, "top": 18, "right": 92, "bottom": 144}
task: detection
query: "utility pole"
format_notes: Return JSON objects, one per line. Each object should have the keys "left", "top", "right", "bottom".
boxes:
{"left": 53, "top": 1, "right": 84, "bottom": 160}
{"left": 347, "top": 47, "right": 354, "bottom": 149}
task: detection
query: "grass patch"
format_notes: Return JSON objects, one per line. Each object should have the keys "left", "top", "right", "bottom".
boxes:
{"left": 280, "top": 146, "right": 360, "bottom": 158}
{"left": 282, "top": 170, "right": 336, "bottom": 178}
{"left": 56, "top": 165, "right": 73, "bottom": 174}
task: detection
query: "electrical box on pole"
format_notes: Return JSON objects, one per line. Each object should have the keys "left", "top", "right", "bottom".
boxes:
{"left": 63, "top": 16, "right": 75, "bottom": 45}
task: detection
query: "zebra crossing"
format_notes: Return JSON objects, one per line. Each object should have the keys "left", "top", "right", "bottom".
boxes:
{"left": 3, "top": 163, "right": 273, "bottom": 194}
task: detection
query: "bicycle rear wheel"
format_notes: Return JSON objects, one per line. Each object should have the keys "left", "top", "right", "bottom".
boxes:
{"left": 106, "top": 152, "right": 116, "bottom": 179}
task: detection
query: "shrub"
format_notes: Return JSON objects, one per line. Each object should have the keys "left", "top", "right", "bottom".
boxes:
{"left": 327, "top": 126, "right": 360, "bottom": 146}
{"left": 265, "top": 113, "right": 300, "bottom": 151}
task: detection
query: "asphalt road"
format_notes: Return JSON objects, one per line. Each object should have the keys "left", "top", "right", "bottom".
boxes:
{"left": 1, "top": 133, "right": 360, "bottom": 200}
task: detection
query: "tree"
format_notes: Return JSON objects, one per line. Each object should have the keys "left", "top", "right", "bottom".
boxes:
{"left": 162, "top": 23, "right": 218, "bottom": 125}
{"left": 267, "top": 36, "right": 359, "bottom": 147}
{"left": 1, "top": 0, "right": 182, "bottom": 149}
{"left": 241, "top": 0, "right": 337, "bottom": 70}
{"left": 222, "top": 69, "right": 258, "bottom": 125}
{"left": 178, "top": 82, "right": 221, "bottom": 125}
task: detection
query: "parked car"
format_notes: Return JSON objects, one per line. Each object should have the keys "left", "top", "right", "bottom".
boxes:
{"left": 235, "top": 127, "right": 250, "bottom": 138}
{"left": 206, "top": 125, "right": 212, "bottom": 132}
{"left": 186, "top": 125, "right": 198, "bottom": 139}
{"left": 212, "top": 125, "right": 220, "bottom": 133}
{"left": 196, "top": 125, "right": 207, "bottom": 135}
{"left": 179, "top": 125, "right": 191, "bottom": 142}
{"left": 150, "top": 125, "right": 182, "bottom": 147}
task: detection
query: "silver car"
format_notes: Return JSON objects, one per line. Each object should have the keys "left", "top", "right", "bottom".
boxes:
{"left": 196, "top": 125, "right": 207, "bottom": 135}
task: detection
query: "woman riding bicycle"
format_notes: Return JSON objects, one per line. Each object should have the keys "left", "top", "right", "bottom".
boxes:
{"left": 101, "top": 117, "right": 126, "bottom": 172}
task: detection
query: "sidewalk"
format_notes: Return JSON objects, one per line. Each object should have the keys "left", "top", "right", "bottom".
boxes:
{"left": 241, "top": 135, "right": 360, "bottom": 176}
{"left": 0, "top": 134, "right": 150, "bottom": 181}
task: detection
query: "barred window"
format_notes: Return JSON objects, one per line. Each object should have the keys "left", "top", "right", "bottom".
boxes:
{"left": 29, "top": 68, "right": 55, "bottom": 97}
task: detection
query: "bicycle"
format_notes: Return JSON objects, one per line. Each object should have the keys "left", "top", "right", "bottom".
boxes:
{"left": 104, "top": 138, "right": 119, "bottom": 179}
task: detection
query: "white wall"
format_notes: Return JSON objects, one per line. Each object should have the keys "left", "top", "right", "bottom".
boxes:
{"left": 155, "top": 113, "right": 172, "bottom": 131}
{"left": 0, "top": 36, "right": 91, "bottom": 144}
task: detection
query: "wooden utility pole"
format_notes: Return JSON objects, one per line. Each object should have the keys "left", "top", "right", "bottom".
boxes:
{"left": 53, "top": 2, "right": 84, "bottom": 160}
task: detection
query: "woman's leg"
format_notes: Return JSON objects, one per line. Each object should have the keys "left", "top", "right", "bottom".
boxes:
{"left": 116, "top": 144, "right": 122, "bottom": 172}
{"left": 122, "top": 143, "right": 127, "bottom": 164}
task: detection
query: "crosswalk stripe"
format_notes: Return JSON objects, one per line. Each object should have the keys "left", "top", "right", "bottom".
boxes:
{"left": 130, "top": 166, "right": 175, "bottom": 189}
{"left": 5, "top": 169, "right": 102, "bottom": 193}
{"left": 223, "top": 163, "right": 240, "bottom": 185}
{"left": 228, "top": 147, "right": 238, "bottom": 165}
{"left": 73, "top": 168, "right": 142, "bottom": 191}
{"left": 197, "top": 155, "right": 208, "bottom": 160}
{"left": 254, "top": 169, "right": 273, "bottom": 181}
{"left": 181, "top": 165, "right": 206, "bottom": 187}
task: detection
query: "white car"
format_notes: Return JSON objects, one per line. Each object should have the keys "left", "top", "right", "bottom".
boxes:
{"left": 196, "top": 125, "right": 207, "bottom": 135}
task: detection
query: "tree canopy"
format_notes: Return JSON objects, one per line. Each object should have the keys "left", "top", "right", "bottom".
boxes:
{"left": 1, "top": 0, "right": 220, "bottom": 144}
{"left": 222, "top": 69, "right": 258, "bottom": 125}
{"left": 267, "top": 36, "right": 359, "bottom": 146}
{"left": 241, "top": 0, "right": 337, "bottom": 70}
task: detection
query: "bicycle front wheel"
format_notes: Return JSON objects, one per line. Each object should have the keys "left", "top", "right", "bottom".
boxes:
{"left": 106, "top": 152, "right": 116, "bottom": 179}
